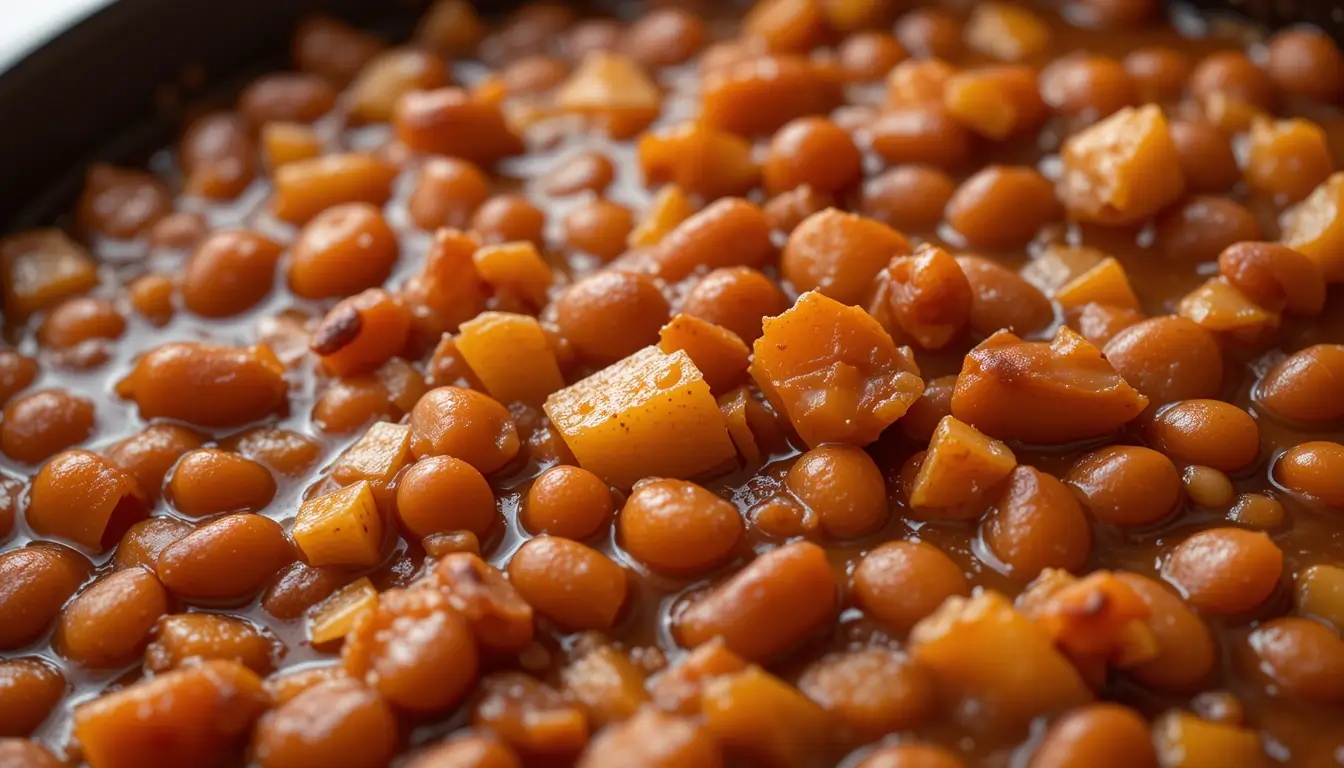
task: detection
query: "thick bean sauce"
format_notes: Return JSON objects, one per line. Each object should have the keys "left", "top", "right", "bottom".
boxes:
{"left": 3, "top": 1, "right": 1344, "bottom": 766}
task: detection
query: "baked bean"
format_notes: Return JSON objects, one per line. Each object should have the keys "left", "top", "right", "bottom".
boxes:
{"left": 879, "top": 244, "right": 972, "bottom": 350}
{"left": 116, "top": 341, "right": 287, "bottom": 427}
{"left": 168, "top": 449, "right": 276, "bottom": 517}
{"left": 343, "top": 587, "right": 478, "bottom": 712}
{"left": 867, "top": 107, "right": 973, "bottom": 171}
{"left": 127, "top": 273, "right": 175, "bottom": 325}
{"left": 1117, "top": 573, "right": 1217, "bottom": 691}
{"left": 699, "top": 54, "right": 844, "bottom": 138}
{"left": 1066, "top": 446, "right": 1181, "bottom": 526}
{"left": 0, "top": 544, "right": 90, "bottom": 650}
{"left": 899, "top": 375, "right": 956, "bottom": 443}
{"left": 408, "top": 158, "right": 490, "bottom": 232}
{"left": 1245, "top": 617, "right": 1344, "bottom": 703}
{"left": 253, "top": 678, "right": 398, "bottom": 768}
{"left": 0, "top": 389, "right": 95, "bottom": 463}
{"left": 312, "top": 289, "right": 412, "bottom": 378}
{"left": 1184, "top": 465, "right": 1235, "bottom": 509}
{"left": 625, "top": 8, "right": 705, "bottom": 69}
{"left": 1252, "top": 342, "right": 1344, "bottom": 419}
{"left": 146, "top": 613, "right": 277, "bottom": 674}
{"left": 1266, "top": 28, "right": 1344, "bottom": 102}
{"left": 26, "top": 450, "right": 146, "bottom": 551}
{"left": 313, "top": 376, "right": 394, "bottom": 434}
{"left": 680, "top": 267, "right": 789, "bottom": 343}
{"left": 885, "top": 58, "right": 956, "bottom": 107}
{"left": 261, "top": 562, "right": 347, "bottom": 621}
{"left": 0, "top": 658, "right": 65, "bottom": 737}
{"left": 838, "top": 32, "right": 907, "bottom": 81}
{"left": 563, "top": 199, "right": 635, "bottom": 260}
{"left": 180, "top": 112, "right": 256, "bottom": 200}
{"left": 157, "top": 514, "right": 292, "bottom": 604}
{"left": 858, "top": 744, "right": 966, "bottom": 768}
{"left": 522, "top": 465, "right": 613, "bottom": 540}
{"left": 1276, "top": 441, "right": 1344, "bottom": 507}
{"left": 1165, "top": 528, "right": 1283, "bottom": 614}
{"left": 1122, "top": 47, "right": 1191, "bottom": 103}
{"left": 106, "top": 424, "right": 205, "bottom": 503}
{"left": 178, "top": 230, "right": 282, "bottom": 318}
{"left": 782, "top": 208, "right": 911, "bottom": 306}
{"left": 38, "top": 296, "right": 125, "bottom": 350}
{"left": 763, "top": 185, "right": 833, "bottom": 235}
{"left": 945, "top": 166, "right": 1059, "bottom": 249}
{"left": 1297, "top": 564, "right": 1344, "bottom": 630}
{"left": 293, "top": 14, "right": 384, "bottom": 84}
{"left": 1155, "top": 196, "right": 1260, "bottom": 263}
{"left": 1075, "top": 0, "right": 1157, "bottom": 27}
{"left": 541, "top": 150, "right": 614, "bottom": 197}
{"left": 73, "top": 659, "right": 270, "bottom": 768}
{"left": 763, "top": 117, "right": 863, "bottom": 196}
{"left": 677, "top": 541, "right": 837, "bottom": 660}
{"left": 508, "top": 536, "right": 627, "bottom": 630}
{"left": 289, "top": 203, "right": 398, "bottom": 300}
{"left": 862, "top": 165, "right": 956, "bottom": 233}
{"left": 798, "top": 648, "right": 935, "bottom": 741}
{"left": 1191, "top": 50, "right": 1274, "bottom": 109}
{"left": 1103, "top": 316, "right": 1224, "bottom": 409}
{"left": 396, "top": 456, "right": 498, "bottom": 539}
{"left": 1169, "top": 119, "right": 1240, "bottom": 194}
{"left": 786, "top": 445, "right": 887, "bottom": 539}
{"left": 273, "top": 153, "right": 398, "bottom": 224}
{"left": 956, "top": 255, "right": 1054, "bottom": 337}
{"left": 1220, "top": 243, "right": 1325, "bottom": 319}
{"left": 1147, "top": 400, "right": 1260, "bottom": 471}
{"left": 396, "top": 85, "right": 524, "bottom": 165}
{"left": 0, "top": 350, "right": 37, "bottom": 407}
{"left": 1030, "top": 703, "right": 1157, "bottom": 768}
{"left": 225, "top": 427, "right": 322, "bottom": 477}
{"left": 553, "top": 270, "right": 669, "bottom": 364}
{"left": 1039, "top": 55, "right": 1137, "bottom": 122}
{"left": 408, "top": 386, "right": 519, "bottom": 474}
{"left": 1228, "top": 493, "right": 1284, "bottom": 530}
{"left": 404, "top": 733, "right": 522, "bottom": 768}
{"left": 239, "top": 72, "right": 337, "bottom": 126}
{"left": 428, "top": 553, "right": 533, "bottom": 654}
{"left": 652, "top": 197, "right": 774, "bottom": 282}
{"left": 894, "top": 9, "right": 962, "bottom": 61}
{"left": 619, "top": 479, "right": 743, "bottom": 575}
{"left": 472, "top": 672, "right": 589, "bottom": 757}
{"left": 55, "top": 566, "right": 168, "bottom": 668}
{"left": 471, "top": 194, "right": 545, "bottom": 246}
{"left": 76, "top": 164, "right": 172, "bottom": 239}
{"left": 981, "top": 466, "right": 1092, "bottom": 579}
{"left": 578, "top": 708, "right": 722, "bottom": 768}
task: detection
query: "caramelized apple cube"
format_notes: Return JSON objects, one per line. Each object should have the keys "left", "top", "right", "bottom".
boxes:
{"left": 292, "top": 480, "right": 383, "bottom": 568}
{"left": 964, "top": 3, "right": 1051, "bottom": 62}
{"left": 629, "top": 185, "right": 697, "bottom": 248}
{"left": 1177, "top": 277, "right": 1280, "bottom": 335}
{"left": 701, "top": 665, "right": 830, "bottom": 766}
{"left": 911, "top": 416, "right": 1017, "bottom": 511}
{"left": 951, "top": 326, "right": 1149, "bottom": 444}
{"left": 544, "top": 346, "right": 736, "bottom": 488}
{"left": 308, "top": 576, "right": 378, "bottom": 645}
{"left": 750, "top": 291, "right": 924, "bottom": 448}
{"left": 457, "top": 312, "right": 566, "bottom": 406}
{"left": 471, "top": 241, "right": 553, "bottom": 309}
{"left": 638, "top": 122, "right": 761, "bottom": 200}
{"left": 1, "top": 229, "right": 99, "bottom": 319}
{"left": 1057, "top": 104, "right": 1185, "bottom": 225}
{"left": 1053, "top": 257, "right": 1141, "bottom": 311}
{"left": 1282, "top": 171, "right": 1344, "bottom": 281}
{"left": 659, "top": 314, "right": 750, "bottom": 395}
{"left": 555, "top": 52, "right": 662, "bottom": 138}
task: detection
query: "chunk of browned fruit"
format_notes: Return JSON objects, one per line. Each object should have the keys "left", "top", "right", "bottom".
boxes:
{"left": 1018, "top": 570, "right": 1158, "bottom": 676}
{"left": 750, "top": 292, "right": 924, "bottom": 448}
{"left": 73, "top": 660, "right": 270, "bottom": 768}
{"left": 638, "top": 122, "right": 760, "bottom": 201}
{"left": 658, "top": 314, "right": 750, "bottom": 395}
{"left": 554, "top": 52, "right": 661, "bottom": 138}
{"left": 951, "top": 326, "right": 1149, "bottom": 444}
{"left": 1152, "top": 711, "right": 1268, "bottom": 768}
{"left": 910, "top": 416, "right": 1016, "bottom": 515}
{"left": 701, "top": 666, "right": 830, "bottom": 767}
{"left": 964, "top": 3, "right": 1051, "bottom": 62}
{"left": 1054, "top": 257, "right": 1141, "bottom": 312}
{"left": 1, "top": 230, "right": 99, "bottom": 319}
{"left": 393, "top": 87, "right": 523, "bottom": 167}
{"left": 1244, "top": 117, "right": 1333, "bottom": 204}
{"left": 1058, "top": 104, "right": 1185, "bottom": 225}
{"left": 544, "top": 346, "right": 736, "bottom": 488}
{"left": 909, "top": 591, "right": 1092, "bottom": 730}
{"left": 1177, "top": 277, "right": 1280, "bottom": 339}
{"left": 457, "top": 312, "right": 566, "bottom": 406}
{"left": 1281, "top": 172, "right": 1344, "bottom": 282}
{"left": 942, "top": 66, "right": 1046, "bottom": 140}
{"left": 700, "top": 54, "right": 844, "bottom": 137}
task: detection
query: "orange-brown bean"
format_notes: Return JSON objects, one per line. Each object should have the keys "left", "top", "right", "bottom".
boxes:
{"left": 553, "top": 270, "right": 669, "bottom": 365}
{"left": 1147, "top": 400, "right": 1260, "bottom": 471}
{"left": 0, "top": 389, "right": 95, "bottom": 464}
{"left": 680, "top": 267, "right": 789, "bottom": 343}
{"left": 116, "top": 341, "right": 287, "bottom": 427}
{"left": 292, "top": 15, "right": 385, "bottom": 84}
{"left": 619, "top": 479, "right": 743, "bottom": 575}
{"left": 105, "top": 424, "right": 206, "bottom": 501}
{"left": 1275, "top": 441, "right": 1344, "bottom": 508}
{"left": 182, "top": 230, "right": 283, "bottom": 317}
{"left": 1122, "top": 47, "right": 1191, "bottom": 103}
{"left": 1030, "top": 703, "right": 1158, "bottom": 768}
{"left": 157, "top": 514, "right": 292, "bottom": 604}
{"left": 894, "top": 8, "right": 962, "bottom": 60}
{"left": 25, "top": 450, "right": 146, "bottom": 551}
{"left": 508, "top": 536, "right": 628, "bottom": 630}
{"left": 0, "top": 350, "right": 38, "bottom": 407}
{"left": 764, "top": 117, "right": 863, "bottom": 196}
{"left": 0, "top": 658, "right": 65, "bottom": 737}
{"left": 862, "top": 165, "right": 957, "bottom": 234}
{"left": 0, "top": 544, "right": 91, "bottom": 650}
{"left": 396, "top": 455, "right": 499, "bottom": 539}
{"left": 409, "top": 158, "right": 491, "bottom": 231}
{"left": 1265, "top": 28, "right": 1344, "bottom": 102}
{"left": 578, "top": 708, "right": 722, "bottom": 768}
{"left": 522, "top": 465, "right": 614, "bottom": 540}
{"left": 1219, "top": 243, "right": 1326, "bottom": 317}
{"left": 55, "top": 566, "right": 168, "bottom": 668}
{"left": 945, "top": 166, "right": 1061, "bottom": 249}
{"left": 252, "top": 678, "right": 398, "bottom": 768}
{"left": 1103, "top": 316, "right": 1224, "bottom": 409}
{"left": 239, "top": 72, "right": 338, "bottom": 126}
{"left": 651, "top": 197, "right": 775, "bottom": 282}
{"left": 867, "top": 107, "right": 973, "bottom": 172}
{"left": 1117, "top": 573, "right": 1217, "bottom": 691}
{"left": 981, "top": 466, "right": 1093, "bottom": 579}
{"left": 956, "top": 255, "right": 1054, "bottom": 336}
{"left": 471, "top": 194, "right": 545, "bottom": 246}
{"left": 1155, "top": 196, "right": 1261, "bottom": 263}
{"left": 429, "top": 552, "right": 534, "bottom": 654}
{"left": 786, "top": 445, "right": 888, "bottom": 539}
{"left": 289, "top": 203, "right": 399, "bottom": 300}
{"left": 146, "top": 613, "right": 277, "bottom": 674}
{"left": 798, "top": 648, "right": 935, "bottom": 741}
{"left": 1164, "top": 527, "right": 1283, "bottom": 614}
{"left": 1066, "top": 446, "right": 1181, "bottom": 525}
{"left": 38, "top": 296, "right": 125, "bottom": 350}
{"left": 676, "top": 541, "right": 837, "bottom": 660}
{"left": 1170, "top": 119, "right": 1240, "bottom": 194}
{"left": 563, "top": 199, "right": 635, "bottom": 260}
{"left": 408, "top": 386, "right": 520, "bottom": 474}
{"left": 782, "top": 208, "right": 911, "bottom": 306}
{"left": 168, "top": 449, "right": 276, "bottom": 518}
{"left": 1189, "top": 51, "right": 1274, "bottom": 109}
{"left": 1245, "top": 617, "right": 1344, "bottom": 703}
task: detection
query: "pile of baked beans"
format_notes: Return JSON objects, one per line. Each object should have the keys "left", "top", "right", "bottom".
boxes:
{"left": 3, "top": 0, "right": 1344, "bottom": 765}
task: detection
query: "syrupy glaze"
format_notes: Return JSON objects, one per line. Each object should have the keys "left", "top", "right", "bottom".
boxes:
{"left": 4, "top": 0, "right": 1344, "bottom": 766}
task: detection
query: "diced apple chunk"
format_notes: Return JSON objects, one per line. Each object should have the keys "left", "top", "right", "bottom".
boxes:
{"left": 472, "top": 242, "right": 553, "bottom": 309}
{"left": 911, "top": 416, "right": 1017, "bottom": 511}
{"left": 751, "top": 291, "right": 924, "bottom": 448}
{"left": 719, "top": 387, "right": 762, "bottom": 466}
{"left": 701, "top": 665, "right": 829, "bottom": 767}
{"left": 555, "top": 52, "right": 661, "bottom": 138}
{"left": 638, "top": 122, "right": 761, "bottom": 201}
{"left": 909, "top": 591, "right": 1092, "bottom": 729}
{"left": 659, "top": 314, "right": 750, "bottom": 395}
{"left": 1020, "top": 244, "right": 1107, "bottom": 295}
{"left": 1153, "top": 711, "right": 1266, "bottom": 768}
{"left": 1177, "top": 277, "right": 1280, "bottom": 335}
{"left": 1057, "top": 104, "right": 1185, "bottom": 225}
{"left": 457, "top": 312, "right": 566, "bottom": 406}
{"left": 544, "top": 346, "right": 736, "bottom": 488}
{"left": 629, "top": 185, "right": 696, "bottom": 248}
{"left": 1, "top": 229, "right": 99, "bottom": 318}
{"left": 308, "top": 576, "right": 378, "bottom": 644}
{"left": 951, "top": 326, "right": 1149, "bottom": 444}
{"left": 293, "top": 480, "right": 384, "bottom": 568}
{"left": 330, "top": 421, "right": 414, "bottom": 511}
{"left": 964, "top": 3, "right": 1051, "bottom": 62}
{"left": 1282, "top": 171, "right": 1344, "bottom": 281}
{"left": 1054, "top": 257, "right": 1141, "bottom": 311}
